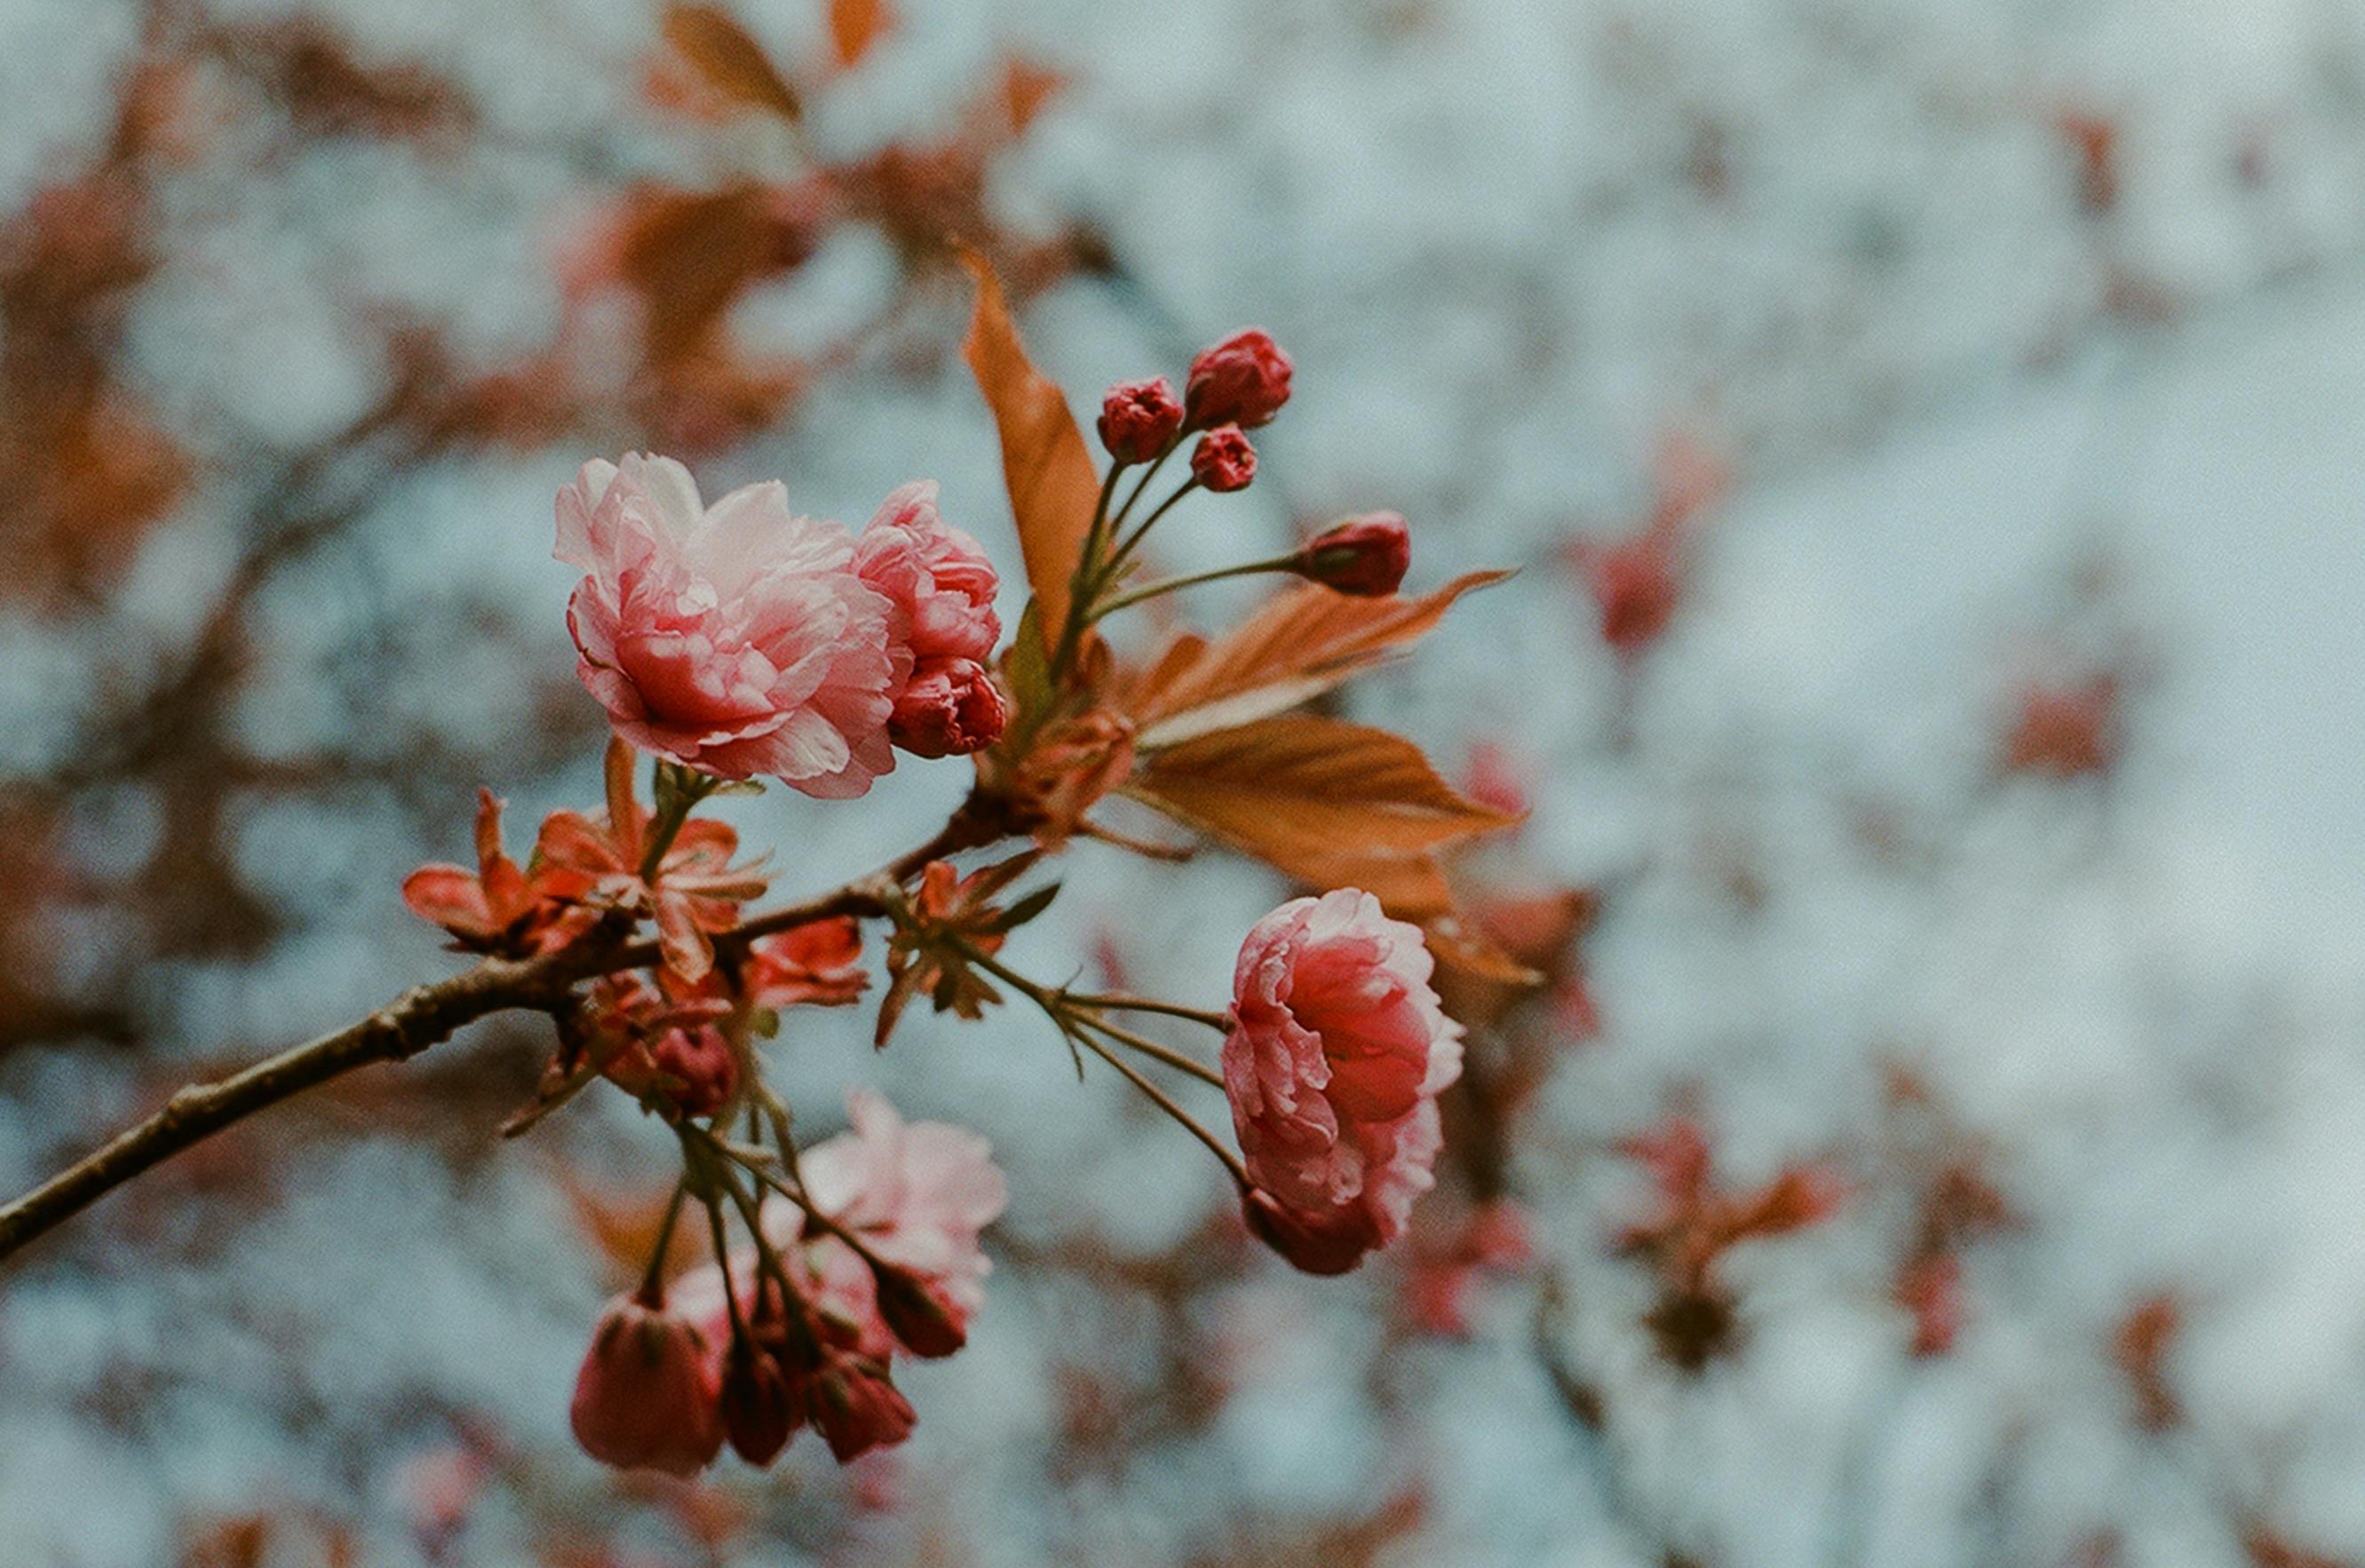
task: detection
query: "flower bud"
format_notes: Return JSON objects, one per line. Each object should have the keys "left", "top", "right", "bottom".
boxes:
{"left": 1190, "top": 426, "right": 1257, "bottom": 494}
{"left": 1097, "top": 376, "right": 1183, "bottom": 463}
{"left": 653, "top": 1023, "right": 737, "bottom": 1116}
{"left": 807, "top": 1349, "right": 917, "bottom": 1462}
{"left": 1184, "top": 329, "right": 1292, "bottom": 430}
{"left": 889, "top": 657, "right": 1009, "bottom": 759}
{"left": 1297, "top": 512, "right": 1409, "bottom": 597}
{"left": 568, "top": 1290, "right": 726, "bottom": 1476}
{"left": 721, "top": 1341, "right": 802, "bottom": 1466}
{"left": 872, "top": 1265, "right": 967, "bottom": 1359}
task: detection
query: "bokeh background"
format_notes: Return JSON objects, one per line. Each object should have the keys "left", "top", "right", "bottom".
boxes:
{"left": 7, "top": 0, "right": 2365, "bottom": 1562}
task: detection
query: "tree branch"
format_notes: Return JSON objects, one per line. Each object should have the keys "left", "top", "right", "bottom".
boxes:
{"left": 0, "top": 836, "right": 981, "bottom": 1266}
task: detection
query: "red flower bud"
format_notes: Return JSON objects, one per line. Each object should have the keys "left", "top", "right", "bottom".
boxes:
{"left": 1184, "top": 329, "right": 1292, "bottom": 430}
{"left": 1190, "top": 426, "right": 1257, "bottom": 494}
{"left": 721, "top": 1342, "right": 803, "bottom": 1466}
{"left": 652, "top": 1023, "right": 738, "bottom": 1116}
{"left": 889, "top": 657, "right": 1009, "bottom": 759}
{"left": 1097, "top": 376, "right": 1183, "bottom": 463}
{"left": 568, "top": 1290, "right": 725, "bottom": 1476}
{"left": 807, "top": 1349, "right": 917, "bottom": 1462}
{"left": 1297, "top": 512, "right": 1409, "bottom": 597}
{"left": 872, "top": 1266, "right": 966, "bottom": 1359}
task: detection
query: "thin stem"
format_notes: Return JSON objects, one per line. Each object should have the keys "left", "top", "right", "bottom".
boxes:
{"left": 1075, "top": 1014, "right": 1226, "bottom": 1089}
{"left": 1072, "top": 1028, "right": 1250, "bottom": 1188}
{"left": 638, "top": 1181, "right": 690, "bottom": 1303}
{"left": 1065, "top": 994, "right": 1234, "bottom": 1032}
{"left": 1109, "top": 442, "right": 1176, "bottom": 537}
{"left": 703, "top": 1191, "right": 749, "bottom": 1342}
{"left": 1092, "top": 554, "right": 1298, "bottom": 620}
{"left": 1100, "top": 477, "right": 1202, "bottom": 585}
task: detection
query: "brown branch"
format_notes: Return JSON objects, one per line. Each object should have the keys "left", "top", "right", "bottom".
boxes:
{"left": 0, "top": 820, "right": 1001, "bottom": 1267}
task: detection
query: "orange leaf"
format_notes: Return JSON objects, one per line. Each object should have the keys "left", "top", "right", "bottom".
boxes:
{"left": 1003, "top": 59, "right": 1066, "bottom": 133}
{"left": 1123, "top": 716, "right": 1519, "bottom": 924}
{"left": 1121, "top": 571, "right": 1511, "bottom": 748}
{"left": 828, "top": 0, "right": 892, "bottom": 69}
{"left": 958, "top": 247, "right": 1099, "bottom": 655}
{"left": 661, "top": 4, "right": 802, "bottom": 122}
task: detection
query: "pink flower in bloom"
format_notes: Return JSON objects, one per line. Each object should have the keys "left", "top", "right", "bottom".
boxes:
{"left": 853, "top": 480, "right": 1000, "bottom": 667}
{"left": 1184, "top": 329, "right": 1293, "bottom": 430}
{"left": 570, "top": 1288, "right": 726, "bottom": 1476}
{"left": 1223, "top": 890, "right": 1464, "bottom": 1274}
{"left": 1191, "top": 426, "right": 1257, "bottom": 493}
{"left": 557, "top": 454, "right": 904, "bottom": 795}
{"left": 1097, "top": 376, "right": 1183, "bottom": 463}
{"left": 799, "top": 1088, "right": 1008, "bottom": 1350}
{"left": 1297, "top": 512, "right": 1410, "bottom": 597}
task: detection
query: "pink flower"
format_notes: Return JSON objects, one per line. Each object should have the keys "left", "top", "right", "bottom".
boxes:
{"left": 800, "top": 1089, "right": 1007, "bottom": 1350}
{"left": 1297, "top": 512, "right": 1410, "bottom": 597}
{"left": 1222, "top": 890, "right": 1464, "bottom": 1274}
{"left": 888, "top": 657, "right": 1007, "bottom": 758}
{"left": 1191, "top": 426, "right": 1257, "bottom": 493}
{"left": 853, "top": 480, "right": 1000, "bottom": 667}
{"left": 569, "top": 1288, "right": 726, "bottom": 1476}
{"left": 557, "top": 454, "right": 905, "bottom": 796}
{"left": 1184, "top": 329, "right": 1292, "bottom": 430}
{"left": 1098, "top": 376, "right": 1183, "bottom": 463}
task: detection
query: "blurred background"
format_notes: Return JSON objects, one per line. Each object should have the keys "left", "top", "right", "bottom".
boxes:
{"left": 6, "top": 0, "right": 2365, "bottom": 1562}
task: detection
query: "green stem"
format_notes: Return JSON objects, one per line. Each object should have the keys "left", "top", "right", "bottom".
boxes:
{"left": 638, "top": 1180, "right": 690, "bottom": 1304}
{"left": 1091, "top": 554, "right": 1298, "bottom": 621}
{"left": 703, "top": 1192, "right": 749, "bottom": 1342}
{"left": 1099, "top": 477, "right": 1202, "bottom": 587}
{"left": 1072, "top": 1027, "right": 1250, "bottom": 1188}
{"left": 1075, "top": 1014, "right": 1226, "bottom": 1089}
{"left": 1064, "top": 994, "right": 1234, "bottom": 1032}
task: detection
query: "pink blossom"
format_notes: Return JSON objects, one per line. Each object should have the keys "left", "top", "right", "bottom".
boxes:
{"left": 557, "top": 454, "right": 904, "bottom": 796}
{"left": 853, "top": 480, "right": 1000, "bottom": 667}
{"left": 799, "top": 1088, "right": 1008, "bottom": 1344}
{"left": 1223, "top": 890, "right": 1464, "bottom": 1274}
{"left": 569, "top": 1288, "right": 726, "bottom": 1476}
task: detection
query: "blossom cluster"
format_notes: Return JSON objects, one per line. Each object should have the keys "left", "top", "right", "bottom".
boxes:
{"left": 391, "top": 297, "right": 1500, "bottom": 1478}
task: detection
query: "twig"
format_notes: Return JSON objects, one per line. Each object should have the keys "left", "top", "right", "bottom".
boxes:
{"left": 0, "top": 832, "right": 988, "bottom": 1266}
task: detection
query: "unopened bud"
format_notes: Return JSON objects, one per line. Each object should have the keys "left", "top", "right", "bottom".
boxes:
{"left": 720, "top": 1341, "right": 802, "bottom": 1466}
{"left": 568, "top": 1290, "right": 725, "bottom": 1476}
{"left": 1190, "top": 426, "right": 1257, "bottom": 494}
{"left": 1184, "top": 329, "right": 1292, "bottom": 430}
{"left": 808, "top": 1349, "right": 917, "bottom": 1462}
{"left": 1097, "top": 376, "right": 1183, "bottom": 463}
{"left": 872, "top": 1265, "right": 967, "bottom": 1359}
{"left": 889, "top": 657, "right": 1008, "bottom": 759}
{"left": 1297, "top": 512, "right": 1409, "bottom": 597}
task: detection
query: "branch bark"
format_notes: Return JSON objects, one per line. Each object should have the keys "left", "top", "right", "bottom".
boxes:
{"left": 0, "top": 881, "right": 893, "bottom": 1266}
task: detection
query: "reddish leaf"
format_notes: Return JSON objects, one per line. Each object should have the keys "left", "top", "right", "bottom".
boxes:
{"left": 828, "top": 0, "right": 893, "bottom": 69}
{"left": 1002, "top": 59, "right": 1066, "bottom": 133}
{"left": 958, "top": 247, "right": 1099, "bottom": 654}
{"left": 661, "top": 4, "right": 802, "bottom": 122}
{"left": 1121, "top": 571, "right": 1511, "bottom": 748}
{"left": 1124, "top": 716, "right": 1517, "bottom": 923}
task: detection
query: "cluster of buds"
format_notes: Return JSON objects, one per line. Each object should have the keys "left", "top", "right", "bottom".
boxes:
{"left": 1077, "top": 329, "right": 1411, "bottom": 621}
{"left": 568, "top": 1090, "right": 1007, "bottom": 1473}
